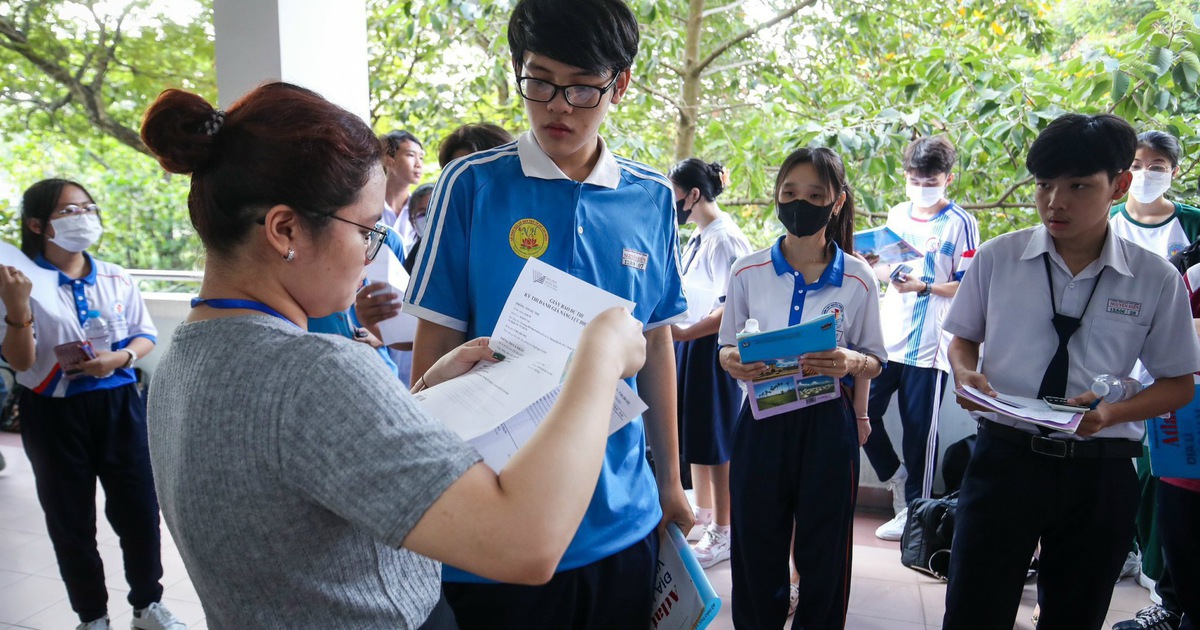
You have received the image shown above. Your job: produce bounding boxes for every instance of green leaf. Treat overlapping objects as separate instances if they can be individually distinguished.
[1111,70,1131,103]
[1137,10,1170,36]
[1149,46,1174,77]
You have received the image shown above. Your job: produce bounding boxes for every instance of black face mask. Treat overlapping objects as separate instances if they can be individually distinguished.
[777,199,834,237]
[675,199,693,226]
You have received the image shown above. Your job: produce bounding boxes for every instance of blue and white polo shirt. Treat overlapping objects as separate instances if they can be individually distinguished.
[1,253,157,397]
[404,132,688,580]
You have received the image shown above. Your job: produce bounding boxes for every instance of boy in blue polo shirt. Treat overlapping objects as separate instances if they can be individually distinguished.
[943,114,1200,630]
[403,0,693,627]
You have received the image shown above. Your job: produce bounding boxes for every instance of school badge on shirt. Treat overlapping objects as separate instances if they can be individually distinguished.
[622,248,649,270]
[509,218,549,259]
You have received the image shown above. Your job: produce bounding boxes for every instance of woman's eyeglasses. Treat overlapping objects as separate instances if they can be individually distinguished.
[56,204,100,216]
[329,215,388,261]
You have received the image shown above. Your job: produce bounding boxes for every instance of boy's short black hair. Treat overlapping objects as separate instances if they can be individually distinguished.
[381,130,422,157]
[1026,113,1137,181]
[902,136,957,176]
[1137,130,1182,168]
[508,0,639,77]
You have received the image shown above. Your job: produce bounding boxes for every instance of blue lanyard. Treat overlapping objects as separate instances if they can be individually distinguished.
[190,298,302,330]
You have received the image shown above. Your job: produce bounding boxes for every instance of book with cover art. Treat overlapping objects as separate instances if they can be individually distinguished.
[1148,378,1200,479]
[737,313,840,420]
[853,225,922,265]
[649,524,721,630]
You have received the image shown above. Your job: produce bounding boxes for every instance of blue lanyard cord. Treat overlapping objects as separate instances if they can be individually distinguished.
[190,298,303,330]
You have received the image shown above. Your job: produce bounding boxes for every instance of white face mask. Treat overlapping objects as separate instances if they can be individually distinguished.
[906,183,945,209]
[1129,170,1172,204]
[413,214,428,237]
[48,214,103,252]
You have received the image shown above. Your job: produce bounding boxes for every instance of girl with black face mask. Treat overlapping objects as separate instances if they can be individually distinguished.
[716,147,886,630]
[667,158,752,570]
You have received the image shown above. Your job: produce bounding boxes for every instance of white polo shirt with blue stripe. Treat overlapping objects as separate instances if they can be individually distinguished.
[0,253,157,397]
[878,201,979,371]
[717,238,886,369]
[404,132,688,580]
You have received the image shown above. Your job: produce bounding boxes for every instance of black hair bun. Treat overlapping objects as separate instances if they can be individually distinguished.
[708,161,729,197]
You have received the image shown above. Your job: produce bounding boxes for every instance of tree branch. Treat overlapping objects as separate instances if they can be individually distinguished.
[700,59,755,78]
[959,202,1036,210]
[702,1,745,19]
[632,78,681,110]
[695,0,817,74]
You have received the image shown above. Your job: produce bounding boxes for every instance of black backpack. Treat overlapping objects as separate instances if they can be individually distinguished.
[900,492,958,580]
[941,434,977,495]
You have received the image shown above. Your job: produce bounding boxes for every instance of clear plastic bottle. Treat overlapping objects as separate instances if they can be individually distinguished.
[737,318,761,338]
[1091,374,1143,404]
[83,309,110,352]
[106,305,128,343]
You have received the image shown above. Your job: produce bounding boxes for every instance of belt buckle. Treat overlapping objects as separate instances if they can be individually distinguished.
[1031,436,1070,458]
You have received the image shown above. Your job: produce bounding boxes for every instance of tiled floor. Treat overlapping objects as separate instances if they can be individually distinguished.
[0,432,1155,630]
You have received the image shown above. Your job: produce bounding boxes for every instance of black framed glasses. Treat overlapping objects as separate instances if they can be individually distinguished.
[515,74,620,109]
[329,215,388,261]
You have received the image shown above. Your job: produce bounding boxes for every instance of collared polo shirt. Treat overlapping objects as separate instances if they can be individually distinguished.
[717,238,886,366]
[0,253,157,397]
[680,211,753,314]
[404,132,688,580]
[944,225,1200,441]
[878,201,979,371]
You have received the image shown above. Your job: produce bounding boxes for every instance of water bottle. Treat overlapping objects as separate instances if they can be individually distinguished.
[84,310,110,352]
[737,318,761,338]
[1091,374,1143,404]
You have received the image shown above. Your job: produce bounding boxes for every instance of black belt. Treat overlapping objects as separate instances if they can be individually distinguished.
[980,420,1142,459]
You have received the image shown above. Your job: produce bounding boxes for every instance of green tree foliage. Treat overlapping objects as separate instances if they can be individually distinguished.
[1,0,1198,268]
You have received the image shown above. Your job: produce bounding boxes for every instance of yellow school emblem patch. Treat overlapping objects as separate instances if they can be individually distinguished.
[509,218,550,259]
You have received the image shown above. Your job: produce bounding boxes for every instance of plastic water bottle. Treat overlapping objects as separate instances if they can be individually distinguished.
[1091,374,1143,404]
[737,318,761,338]
[84,310,110,352]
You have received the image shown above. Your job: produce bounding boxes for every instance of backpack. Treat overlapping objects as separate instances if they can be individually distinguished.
[941,434,977,495]
[900,492,958,580]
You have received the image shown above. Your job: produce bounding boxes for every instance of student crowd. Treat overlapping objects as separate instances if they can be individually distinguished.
[0,1,1197,629]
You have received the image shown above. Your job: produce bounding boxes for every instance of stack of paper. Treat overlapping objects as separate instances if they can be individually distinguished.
[954,386,1083,433]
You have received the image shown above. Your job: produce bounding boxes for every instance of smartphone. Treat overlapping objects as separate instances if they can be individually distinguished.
[890,264,912,283]
[54,341,97,379]
[1042,396,1090,413]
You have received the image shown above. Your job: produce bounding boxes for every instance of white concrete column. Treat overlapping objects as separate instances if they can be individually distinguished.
[213,0,370,121]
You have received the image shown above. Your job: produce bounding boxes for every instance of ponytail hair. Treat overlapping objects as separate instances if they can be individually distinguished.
[774,147,856,255]
[668,158,729,202]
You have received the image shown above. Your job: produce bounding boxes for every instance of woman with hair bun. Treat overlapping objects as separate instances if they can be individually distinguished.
[0,178,183,630]
[667,158,751,568]
[139,82,647,630]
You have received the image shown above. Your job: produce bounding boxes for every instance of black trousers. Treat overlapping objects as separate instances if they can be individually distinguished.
[730,398,859,630]
[943,424,1139,630]
[863,362,949,504]
[19,385,164,623]
[1158,481,1200,630]
[443,530,658,630]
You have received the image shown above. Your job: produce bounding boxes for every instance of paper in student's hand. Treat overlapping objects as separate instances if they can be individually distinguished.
[364,245,418,345]
[0,239,70,322]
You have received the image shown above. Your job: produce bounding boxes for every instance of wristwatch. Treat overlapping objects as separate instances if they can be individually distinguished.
[121,348,138,369]
[918,281,932,297]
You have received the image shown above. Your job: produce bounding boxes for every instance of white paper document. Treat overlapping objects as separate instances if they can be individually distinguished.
[0,240,69,322]
[678,276,718,329]
[414,257,637,440]
[364,245,418,345]
[469,380,648,471]
[956,385,1083,433]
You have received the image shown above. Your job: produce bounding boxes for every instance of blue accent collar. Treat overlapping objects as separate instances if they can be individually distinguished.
[35,253,97,286]
[769,236,845,288]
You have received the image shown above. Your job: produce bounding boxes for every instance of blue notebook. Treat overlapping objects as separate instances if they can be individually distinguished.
[853,225,922,265]
[1148,379,1200,479]
[737,314,840,419]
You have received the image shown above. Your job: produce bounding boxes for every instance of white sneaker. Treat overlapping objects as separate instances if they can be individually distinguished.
[131,602,186,630]
[875,507,908,541]
[77,616,112,630]
[686,507,712,542]
[886,464,908,517]
[692,526,732,568]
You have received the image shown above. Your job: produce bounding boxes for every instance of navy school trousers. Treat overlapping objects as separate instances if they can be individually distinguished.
[943,423,1139,630]
[730,396,859,630]
[19,384,164,623]
[863,361,948,504]
[443,529,659,629]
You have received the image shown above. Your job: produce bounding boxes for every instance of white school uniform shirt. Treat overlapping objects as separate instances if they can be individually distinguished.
[943,226,1200,441]
[681,212,753,315]
[0,253,157,397]
[878,201,979,372]
[718,237,886,368]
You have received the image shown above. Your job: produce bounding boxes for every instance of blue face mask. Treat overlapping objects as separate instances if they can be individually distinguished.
[777,198,833,237]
